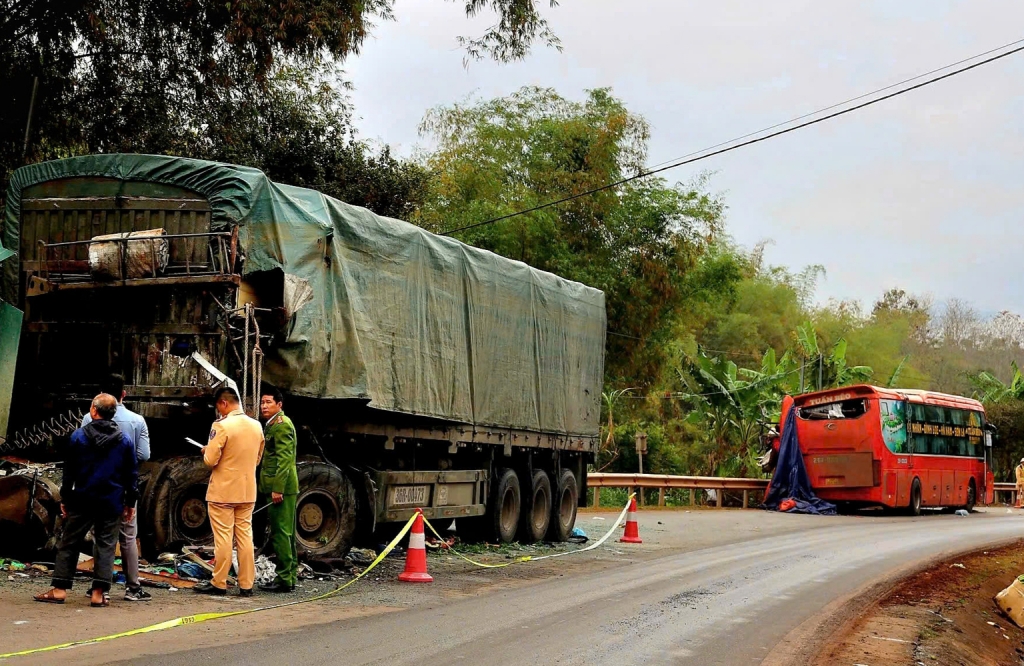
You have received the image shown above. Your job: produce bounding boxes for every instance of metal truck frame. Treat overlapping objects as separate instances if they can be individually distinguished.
[0,155,605,559]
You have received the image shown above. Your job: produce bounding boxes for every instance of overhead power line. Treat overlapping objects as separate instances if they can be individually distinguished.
[641,36,1024,173]
[441,40,1024,237]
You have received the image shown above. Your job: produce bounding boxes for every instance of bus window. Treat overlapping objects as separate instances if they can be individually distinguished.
[879,399,908,453]
[799,399,868,420]
[908,404,984,458]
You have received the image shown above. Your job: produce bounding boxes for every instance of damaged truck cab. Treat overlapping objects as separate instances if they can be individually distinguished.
[0,155,606,558]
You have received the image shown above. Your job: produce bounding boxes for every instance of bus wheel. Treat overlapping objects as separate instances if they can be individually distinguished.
[491,469,521,544]
[908,478,922,516]
[964,479,977,513]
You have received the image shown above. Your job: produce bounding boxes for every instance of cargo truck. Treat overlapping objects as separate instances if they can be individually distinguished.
[0,154,606,558]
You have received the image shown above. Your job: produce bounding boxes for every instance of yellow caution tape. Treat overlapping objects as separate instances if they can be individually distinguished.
[422,493,635,568]
[3,492,639,660]
[0,513,417,661]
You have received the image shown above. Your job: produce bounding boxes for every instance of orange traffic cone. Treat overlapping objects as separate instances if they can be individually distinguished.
[398,510,433,583]
[619,496,643,544]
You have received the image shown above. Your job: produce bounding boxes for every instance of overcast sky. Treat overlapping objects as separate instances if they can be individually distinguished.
[346,1,1024,315]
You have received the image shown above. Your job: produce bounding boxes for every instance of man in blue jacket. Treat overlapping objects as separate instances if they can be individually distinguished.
[81,374,151,601]
[34,393,138,607]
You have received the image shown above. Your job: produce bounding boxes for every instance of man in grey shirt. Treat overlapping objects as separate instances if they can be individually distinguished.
[82,374,151,601]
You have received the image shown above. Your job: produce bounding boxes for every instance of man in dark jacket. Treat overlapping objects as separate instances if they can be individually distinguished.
[33,393,138,607]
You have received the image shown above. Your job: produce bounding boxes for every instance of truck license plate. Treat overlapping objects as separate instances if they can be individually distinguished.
[391,485,429,506]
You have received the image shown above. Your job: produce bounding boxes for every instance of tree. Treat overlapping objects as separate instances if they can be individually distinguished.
[416,86,724,387]
[938,298,979,350]
[972,362,1024,404]
[676,347,794,476]
[599,388,634,471]
[793,321,873,392]
[193,61,429,219]
[1,0,558,214]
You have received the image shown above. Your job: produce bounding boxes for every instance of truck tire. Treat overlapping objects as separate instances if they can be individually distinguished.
[547,469,578,542]
[295,461,357,559]
[908,477,922,516]
[518,469,552,543]
[148,457,213,555]
[491,468,521,544]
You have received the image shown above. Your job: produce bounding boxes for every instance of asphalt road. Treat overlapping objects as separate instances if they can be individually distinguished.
[115,509,1024,666]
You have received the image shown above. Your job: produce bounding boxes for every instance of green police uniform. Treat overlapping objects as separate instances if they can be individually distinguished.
[260,411,299,588]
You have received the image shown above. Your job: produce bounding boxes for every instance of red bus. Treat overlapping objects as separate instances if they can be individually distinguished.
[775,385,994,514]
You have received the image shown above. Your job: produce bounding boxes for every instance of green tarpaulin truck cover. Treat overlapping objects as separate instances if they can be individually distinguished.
[3,154,606,437]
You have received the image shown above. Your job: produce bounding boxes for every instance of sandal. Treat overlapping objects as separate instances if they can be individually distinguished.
[33,589,66,604]
[90,593,110,607]
[84,589,110,603]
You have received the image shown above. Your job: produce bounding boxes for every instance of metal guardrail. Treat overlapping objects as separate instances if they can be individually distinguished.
[588,472,769,509]
[589,474,1019,510]
[994,482,1017,504]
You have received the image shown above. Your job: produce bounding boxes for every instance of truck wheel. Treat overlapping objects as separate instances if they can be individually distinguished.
[149,457,213,555]
[908,477,922,516]
[964,479,977,513]
[491,468,521,544]
[295,461,357,559]
[518,469,552,543]
[547,469,578,542]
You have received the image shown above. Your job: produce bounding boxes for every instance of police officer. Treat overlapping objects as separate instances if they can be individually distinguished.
[1016,457,1024,509]
[258,385,299,593]
[194,387,264,596]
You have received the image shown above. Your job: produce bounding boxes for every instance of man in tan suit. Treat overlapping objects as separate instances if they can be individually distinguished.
[194,387,264,596]
[1016,457,1024,509]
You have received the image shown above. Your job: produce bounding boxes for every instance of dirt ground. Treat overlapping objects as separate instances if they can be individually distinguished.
[815,539,1024,666]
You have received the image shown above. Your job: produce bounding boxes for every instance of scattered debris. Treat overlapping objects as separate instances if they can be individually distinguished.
[255,555,277,587]
[346,548,377,567]
[182,547,235,585]
[567,527,588,544]
[425,537,455,550]
[175,561,208,580]
[955,509,969,517]
[995,575,1024,628]
[950,563,966,569]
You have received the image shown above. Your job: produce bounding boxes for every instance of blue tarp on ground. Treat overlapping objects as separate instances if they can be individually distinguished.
[763,409,837,515]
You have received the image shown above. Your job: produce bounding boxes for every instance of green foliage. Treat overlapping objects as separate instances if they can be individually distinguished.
[1,0,556,218]
[886,356,909,388]
[416,87,724,388]
[972,362,1024,404]
[984,400,1024,481]
[675,347,795,476]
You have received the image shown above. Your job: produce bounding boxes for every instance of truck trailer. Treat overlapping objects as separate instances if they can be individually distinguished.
[0,154,606,558]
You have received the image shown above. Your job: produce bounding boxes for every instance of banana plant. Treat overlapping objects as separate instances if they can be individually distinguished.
[792,321,872,391]
[598,388,635,470]
[972,361,1024,404]
[885,355,909,388]
[677,347,794,476]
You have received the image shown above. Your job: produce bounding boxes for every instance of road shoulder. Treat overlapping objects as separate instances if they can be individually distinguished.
[767,535,1024,666]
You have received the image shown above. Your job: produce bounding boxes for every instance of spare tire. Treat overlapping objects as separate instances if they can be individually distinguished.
[294,461,357,559]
